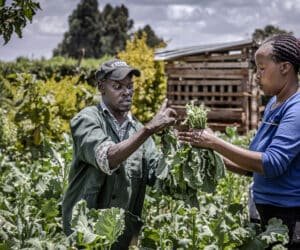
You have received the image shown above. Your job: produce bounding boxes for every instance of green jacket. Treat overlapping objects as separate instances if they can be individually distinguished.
[62,104,159,246]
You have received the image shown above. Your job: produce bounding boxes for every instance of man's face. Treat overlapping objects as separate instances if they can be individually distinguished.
[100,75,134,114]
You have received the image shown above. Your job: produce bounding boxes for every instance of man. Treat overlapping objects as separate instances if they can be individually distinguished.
[62,59,176,249]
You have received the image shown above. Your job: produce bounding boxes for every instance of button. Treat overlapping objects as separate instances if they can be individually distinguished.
[115,169,121,175]
[112,194,117,200]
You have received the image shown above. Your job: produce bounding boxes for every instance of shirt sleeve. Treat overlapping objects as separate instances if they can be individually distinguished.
[95,141,120,175]
[70,114,117,173]
[262,104,300,178]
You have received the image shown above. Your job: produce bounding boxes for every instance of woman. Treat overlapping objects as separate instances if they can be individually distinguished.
[178,34,300,249]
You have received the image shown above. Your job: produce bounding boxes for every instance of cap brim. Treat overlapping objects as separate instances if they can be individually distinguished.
[95,68,113,81]
[109,67,141,80]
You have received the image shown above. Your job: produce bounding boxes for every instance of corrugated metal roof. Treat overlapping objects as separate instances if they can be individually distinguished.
[155,39,254,61]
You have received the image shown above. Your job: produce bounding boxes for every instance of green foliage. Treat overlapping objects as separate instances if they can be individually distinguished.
[70,200,125,249]
[0,136,124,249]
[136,25,166,48]
[0,107,17,150]
[185,102,209,129]
[0,73,96,155]
[54,1,133,58]
[119,34,167,123]
[217,126,256,149]
[241,218,289,249]
[259,218,289,246]
[141,187,288,249]
[0,0,41,44]
[0,56,109,153]
[157,104,225,206]
[0,57,290,249]
[252,24,292,43]
[140,126,288,249]
[0,56,111,85]
[0,136,72,249]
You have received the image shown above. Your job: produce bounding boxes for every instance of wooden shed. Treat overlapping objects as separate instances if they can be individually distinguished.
[155,39,262,133]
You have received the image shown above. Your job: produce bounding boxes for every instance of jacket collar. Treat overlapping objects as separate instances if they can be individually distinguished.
[99,101,134,125]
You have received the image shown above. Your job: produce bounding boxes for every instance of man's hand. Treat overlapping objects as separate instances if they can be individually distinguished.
[145,99,177,134]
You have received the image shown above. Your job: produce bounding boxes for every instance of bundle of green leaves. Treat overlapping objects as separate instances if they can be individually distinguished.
[157,102,225,206]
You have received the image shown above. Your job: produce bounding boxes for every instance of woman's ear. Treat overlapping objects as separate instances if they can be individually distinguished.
[280,62,293,75]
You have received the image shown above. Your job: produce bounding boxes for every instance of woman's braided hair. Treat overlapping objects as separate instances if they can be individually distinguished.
[263,34,300,74]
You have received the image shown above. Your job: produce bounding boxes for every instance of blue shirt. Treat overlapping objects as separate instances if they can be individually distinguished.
[249,92,300,207]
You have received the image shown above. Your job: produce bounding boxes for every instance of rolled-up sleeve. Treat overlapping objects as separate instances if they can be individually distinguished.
[95,141,119,175]
[70,114,116,173]
[262,105,300,178]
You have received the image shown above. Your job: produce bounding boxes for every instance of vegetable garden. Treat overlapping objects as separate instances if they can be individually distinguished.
[0,36,289,249]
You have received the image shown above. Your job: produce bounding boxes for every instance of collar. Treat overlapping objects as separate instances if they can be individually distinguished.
[100,101,134,125]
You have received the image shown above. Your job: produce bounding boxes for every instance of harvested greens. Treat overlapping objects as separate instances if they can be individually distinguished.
[157,102,225,207]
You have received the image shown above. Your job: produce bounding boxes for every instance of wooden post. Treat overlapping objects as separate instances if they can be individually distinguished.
[249,69,258,130]
[242,48,249,133]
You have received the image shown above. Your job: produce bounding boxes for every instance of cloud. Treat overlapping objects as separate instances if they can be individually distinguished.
[35,16,68,35]
[167,5,196,20]
[1,0,300,61]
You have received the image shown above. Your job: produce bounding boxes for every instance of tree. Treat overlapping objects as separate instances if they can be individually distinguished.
[100,4,133,55]
[53,2,134,58]
[252,25,292,44]
[136,25,166,48]
[53,0,101,58]
[0,0,41,44]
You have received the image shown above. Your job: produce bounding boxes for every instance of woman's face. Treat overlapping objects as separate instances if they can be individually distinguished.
[254,43,284,96]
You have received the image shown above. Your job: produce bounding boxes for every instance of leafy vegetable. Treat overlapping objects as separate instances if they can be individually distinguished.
[157,102,225,206]
[70,200,125,249]
[185,102,208,129]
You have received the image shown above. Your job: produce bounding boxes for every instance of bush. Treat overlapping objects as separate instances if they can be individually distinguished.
[0,73,96,155]
[0,56,111,86]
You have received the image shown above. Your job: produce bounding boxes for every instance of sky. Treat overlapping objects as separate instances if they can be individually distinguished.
[1,0,300,61]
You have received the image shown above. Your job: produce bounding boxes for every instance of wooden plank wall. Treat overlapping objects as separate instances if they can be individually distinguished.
[166,46,258,133]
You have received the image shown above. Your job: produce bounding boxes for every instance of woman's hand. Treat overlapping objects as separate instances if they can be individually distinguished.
[178,128,216,149]
[179,128,264,174]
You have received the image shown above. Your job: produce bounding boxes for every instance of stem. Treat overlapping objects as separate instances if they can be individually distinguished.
[192,211,196,249]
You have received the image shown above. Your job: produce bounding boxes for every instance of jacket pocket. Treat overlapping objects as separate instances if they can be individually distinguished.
[127,161,143,179]
[83,187,100,209]
[126,149,143,179]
